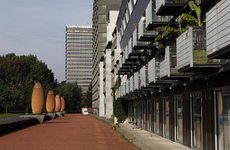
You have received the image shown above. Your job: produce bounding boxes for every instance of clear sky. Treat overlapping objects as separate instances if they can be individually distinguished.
[0,0,94,82]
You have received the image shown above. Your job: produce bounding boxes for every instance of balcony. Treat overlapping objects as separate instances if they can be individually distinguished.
[160,46,191,80]
[146,0,172,30]
[177,26,224,72]
[206,0,230,59]
[134,72,140,91]
[138,17,158,41]
[140,65,149,87]
[130,76,134,93]
[126,79,130,95]
[156,0,187,16]
[148,58,160,83]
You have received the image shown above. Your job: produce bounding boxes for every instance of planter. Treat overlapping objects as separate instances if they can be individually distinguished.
[113,126,116,130]
[31,83,45,114]
[25,108,30,114]
[55,94,61,112]
[46,90,55,113]
[61,97,65,111]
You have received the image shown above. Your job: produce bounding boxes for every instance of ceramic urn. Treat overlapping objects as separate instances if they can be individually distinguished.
[31,83,45,114]
[61,97,65,111]
[55,94,61,112]
[46,90,55,113]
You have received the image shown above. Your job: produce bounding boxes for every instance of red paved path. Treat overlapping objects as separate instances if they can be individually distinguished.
[0,114,138,150]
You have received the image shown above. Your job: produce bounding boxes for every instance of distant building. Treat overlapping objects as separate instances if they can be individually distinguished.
[92,0,122,116]
[65,25,93,94]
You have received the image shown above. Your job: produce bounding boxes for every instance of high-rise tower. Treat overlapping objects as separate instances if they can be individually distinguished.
[65,25,92,94]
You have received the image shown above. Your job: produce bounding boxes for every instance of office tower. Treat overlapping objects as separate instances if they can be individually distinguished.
[65,25,92,95]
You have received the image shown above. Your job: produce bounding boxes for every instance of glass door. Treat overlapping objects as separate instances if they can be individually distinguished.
[192,93,202,149]
[164,98,169,137]
[142,101,146,130]
[155,99,159,134]
[175,95,183,142]
[217,90,230,150]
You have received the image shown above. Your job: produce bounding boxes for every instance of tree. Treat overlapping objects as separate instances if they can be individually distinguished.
[53,81,82,110]
[85,82,92,107]
[0,53,56,112]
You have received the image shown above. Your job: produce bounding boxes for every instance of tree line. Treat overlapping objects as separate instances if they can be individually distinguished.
[0,53,83,113]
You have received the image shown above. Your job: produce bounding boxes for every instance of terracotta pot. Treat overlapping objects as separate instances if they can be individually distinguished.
[46,90,55,113]
[55,94,61,112]
[113,127,116,130]
[31,83,45,114]
[61,97,65,111]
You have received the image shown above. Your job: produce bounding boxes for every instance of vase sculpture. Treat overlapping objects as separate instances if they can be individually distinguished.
[31,83,45,114]
[61,97,65,111]
[46,90,55,113]
[55,94,61,112]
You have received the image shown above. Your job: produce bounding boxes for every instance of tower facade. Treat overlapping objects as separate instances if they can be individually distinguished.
[65,25,92,94]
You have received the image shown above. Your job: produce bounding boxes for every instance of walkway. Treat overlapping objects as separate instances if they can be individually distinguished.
[0,114,138,150]
[90,114,192,150]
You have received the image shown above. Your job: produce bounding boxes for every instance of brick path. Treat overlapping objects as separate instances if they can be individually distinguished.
[0,114,139,150]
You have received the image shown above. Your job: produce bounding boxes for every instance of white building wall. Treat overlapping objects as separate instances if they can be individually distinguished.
[99,62,105,117]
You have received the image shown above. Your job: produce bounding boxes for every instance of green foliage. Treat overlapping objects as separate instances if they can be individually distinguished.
[154,23,190,41]
[111,77,121,100]
[53,81,82,110]
[85,82,92,107]
[181,1,206,26]
[113,99,128,123]
[0,53,57,112]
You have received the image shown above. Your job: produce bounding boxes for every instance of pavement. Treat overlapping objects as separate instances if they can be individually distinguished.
[90,114,192,150]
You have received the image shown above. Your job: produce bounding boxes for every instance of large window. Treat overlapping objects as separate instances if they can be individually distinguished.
[217,90,230,150]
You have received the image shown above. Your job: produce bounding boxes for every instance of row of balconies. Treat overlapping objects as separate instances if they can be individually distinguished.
[117,0,230,99]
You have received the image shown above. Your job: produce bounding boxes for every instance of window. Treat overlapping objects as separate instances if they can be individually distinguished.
[164,98,169,138]
[192,93,202,149]
[217,90,230,150]
[175,95,183,142]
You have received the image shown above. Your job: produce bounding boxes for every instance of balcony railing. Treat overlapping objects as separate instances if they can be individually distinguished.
[138,18,158,41]
[177,26,224,72]
[148,58,160,83]
[140,65,149,87]
[206,0,230,59]
[146,0,172,30]
[134,72,140,91]
[126,79,130,94]
[160,46,178,79]
[156,0,187,15]
[130,75,134,93]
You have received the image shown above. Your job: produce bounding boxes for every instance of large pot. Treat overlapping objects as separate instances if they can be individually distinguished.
[55,94,61,112]
[61,97,65,111]
[31,83,45,114]
[46,90,55,113]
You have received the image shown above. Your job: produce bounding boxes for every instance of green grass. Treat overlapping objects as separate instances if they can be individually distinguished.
[0,113,21,118]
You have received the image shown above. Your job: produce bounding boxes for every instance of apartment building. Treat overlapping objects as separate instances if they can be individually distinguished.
[65,25,92,94]
[92,0,122,115]
[115,0,230,150]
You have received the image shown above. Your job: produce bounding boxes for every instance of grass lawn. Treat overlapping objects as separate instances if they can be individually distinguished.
[0,113,21,118]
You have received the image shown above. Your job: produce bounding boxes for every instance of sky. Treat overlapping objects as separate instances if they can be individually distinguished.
[0,0,94,82]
